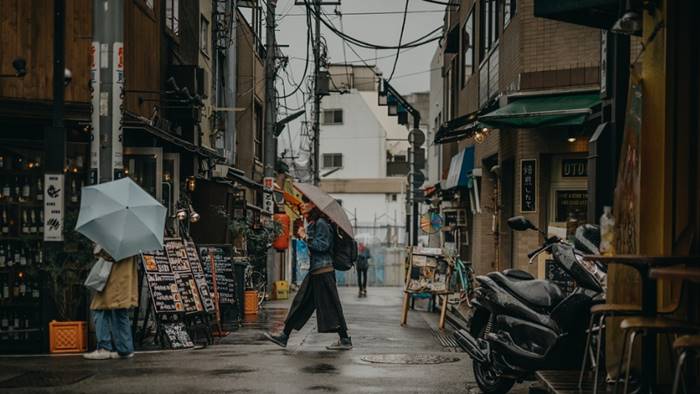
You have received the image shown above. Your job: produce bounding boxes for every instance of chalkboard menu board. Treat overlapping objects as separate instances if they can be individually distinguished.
[521,159,537,212]
[162,322,194,349]
[199,245,236,305]
[141,238,215,315]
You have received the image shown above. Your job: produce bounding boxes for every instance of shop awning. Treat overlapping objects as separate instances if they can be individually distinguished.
[479,92,601,129]
[434,111,482,144]
[445,146,475,190]
[534,0,619,30]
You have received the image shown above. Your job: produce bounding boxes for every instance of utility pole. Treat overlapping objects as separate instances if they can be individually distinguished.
[312,0,321,185]
[263,0,277,178]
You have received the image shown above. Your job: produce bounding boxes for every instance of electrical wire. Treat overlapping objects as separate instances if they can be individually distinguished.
[388,0,410,81]
[278,6,312,100]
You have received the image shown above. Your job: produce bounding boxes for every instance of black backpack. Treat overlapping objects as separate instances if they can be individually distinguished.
[332,225,357,271]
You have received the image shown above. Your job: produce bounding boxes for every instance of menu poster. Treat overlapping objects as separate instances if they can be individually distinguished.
[185,241,215,312]
[146,272,183,313]
[174,272,201,313]
[143,248,170,273]
[162,322,194,349]
[165,239,192,273]
[199,245,236,305]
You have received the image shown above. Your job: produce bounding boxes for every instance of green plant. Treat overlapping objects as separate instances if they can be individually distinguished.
[45,211,94,321]
[221,213,282,267]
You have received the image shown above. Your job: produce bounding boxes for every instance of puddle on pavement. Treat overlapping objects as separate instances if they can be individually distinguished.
[0,371,94,388]
[301,363,338,374]
[307,385,339,392]
[209,367,257,375]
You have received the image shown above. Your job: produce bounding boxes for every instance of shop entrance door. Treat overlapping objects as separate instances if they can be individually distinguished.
[124,147,162,203]
[548,154,588,236]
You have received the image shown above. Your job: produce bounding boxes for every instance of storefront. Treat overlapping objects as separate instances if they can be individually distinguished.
[0,106,91,353]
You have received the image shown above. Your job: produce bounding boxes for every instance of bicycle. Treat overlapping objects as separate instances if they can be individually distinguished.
[448,257,475,307]
[244,265,267,308]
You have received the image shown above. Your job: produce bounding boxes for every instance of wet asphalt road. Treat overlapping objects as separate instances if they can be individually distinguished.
[0,287,484,393]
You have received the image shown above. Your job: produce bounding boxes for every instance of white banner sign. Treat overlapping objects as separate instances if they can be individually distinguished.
[112,42,124,174]
[263,177,274,214]
[44,174,65,241]
[90,41,101,181]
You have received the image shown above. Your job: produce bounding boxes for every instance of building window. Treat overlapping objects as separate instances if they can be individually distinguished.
[462,10,475,87]
[504,0,516,27]
[165,0,179,35]
[254,101,263,161]
[386,193,398,202]
[322,109,343,125]
[200,16,210,56]
[322,153,343,168]
[479,0,499,62]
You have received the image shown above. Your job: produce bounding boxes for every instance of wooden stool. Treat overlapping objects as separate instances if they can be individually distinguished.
[579,303,641,394]
[672,335,700,394]
[616,317,700,394]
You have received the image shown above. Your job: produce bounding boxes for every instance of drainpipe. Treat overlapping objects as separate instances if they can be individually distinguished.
[224,0,237,165]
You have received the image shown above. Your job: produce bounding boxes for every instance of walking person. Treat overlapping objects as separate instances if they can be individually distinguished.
[356,243,370,297]
[265,198,352,350]
[83,245,138,360]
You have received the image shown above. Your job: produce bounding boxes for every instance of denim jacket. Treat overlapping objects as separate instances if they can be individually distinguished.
[307,217,334,272]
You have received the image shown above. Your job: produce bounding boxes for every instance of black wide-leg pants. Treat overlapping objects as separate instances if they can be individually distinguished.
[284,271,348,334]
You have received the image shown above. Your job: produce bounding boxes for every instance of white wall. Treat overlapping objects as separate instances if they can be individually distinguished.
[331,192,406,244]
[427,46,444,187]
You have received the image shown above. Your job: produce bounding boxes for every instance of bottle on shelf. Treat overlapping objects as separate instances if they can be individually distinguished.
[12,244,19,265]
[0,208,8,234]
[2,178,10,201]
[6,244,13,267]
[38,210,44,234]
[32,279,40,299]
[18,274,26,297]
[12,276,19,297]
[21,177,30,200]
[19,247,26,266]
[29,209,37,234]
[70,178,78,203]
[36,245,43,264]
[1,313,9,341]
[35,177,43,201]
[13,177,20,202]
[21,209,28,234]
[0,244,6,268]
[12,312,20,340]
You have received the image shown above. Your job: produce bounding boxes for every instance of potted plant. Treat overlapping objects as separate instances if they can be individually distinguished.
[44,211,94,353]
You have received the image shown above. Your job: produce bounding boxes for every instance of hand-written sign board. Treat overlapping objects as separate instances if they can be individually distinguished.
[162,322,194,349]
[199,245,236,305]
[520,159,537,213]
[141,238,214,315]
[185,241,215,313]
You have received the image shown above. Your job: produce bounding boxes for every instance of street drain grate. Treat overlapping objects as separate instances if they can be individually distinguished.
[0,371,94,388]
[361,354,461,365]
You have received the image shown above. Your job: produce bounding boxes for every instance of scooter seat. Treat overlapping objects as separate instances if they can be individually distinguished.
[490,272,564,309]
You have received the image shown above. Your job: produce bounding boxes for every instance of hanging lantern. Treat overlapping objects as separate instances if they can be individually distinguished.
[272,213,290,251]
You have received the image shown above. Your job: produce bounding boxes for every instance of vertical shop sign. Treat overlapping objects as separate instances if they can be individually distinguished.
[520,159,537,213]
[263,177,274,214]
[112,42,124,178]
[44,174,65,241]
[90,42,101,184]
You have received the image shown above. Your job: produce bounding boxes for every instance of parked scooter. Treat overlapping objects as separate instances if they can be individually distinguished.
[454,216,605,393]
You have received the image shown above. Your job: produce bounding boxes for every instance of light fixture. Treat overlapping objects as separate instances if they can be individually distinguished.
[189,208,200,223]
[611,11,642,35]
[176,208,187,221]
[474,131,485,144]
[186,176,196,192]
[567,136,577,143]
[567,128,577,143]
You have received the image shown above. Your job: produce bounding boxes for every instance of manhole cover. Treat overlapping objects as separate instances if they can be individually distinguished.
[0,371,94,388]
[360,354,460,365]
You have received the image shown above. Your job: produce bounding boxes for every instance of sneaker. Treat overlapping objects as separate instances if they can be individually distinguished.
[326,337,353,351]
[111,352,134,359]
[264,332,289,348]
[83,349,115,360]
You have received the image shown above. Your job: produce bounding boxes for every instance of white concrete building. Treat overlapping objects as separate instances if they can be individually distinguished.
[318,64,409,245]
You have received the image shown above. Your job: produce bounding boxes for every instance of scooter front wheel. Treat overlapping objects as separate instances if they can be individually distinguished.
[471,312,515,394]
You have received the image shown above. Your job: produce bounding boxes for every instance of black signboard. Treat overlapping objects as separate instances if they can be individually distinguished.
[199,245,236,305]
[145,272,182,313]
[520,159,537,212]
[185,241,215,313]
[562,158,587,177]
[162,322,194,349]
[555,190,588,222]
[544,259,575,293]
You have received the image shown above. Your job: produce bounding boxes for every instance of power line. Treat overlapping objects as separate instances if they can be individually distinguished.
[391,66,441,80]
[282,10,444,16]
[388,0,410,81]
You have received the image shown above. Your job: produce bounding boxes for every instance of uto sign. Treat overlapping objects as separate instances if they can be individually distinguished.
[44,174,65,241]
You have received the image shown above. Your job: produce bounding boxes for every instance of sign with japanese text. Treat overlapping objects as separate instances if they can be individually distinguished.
[90,42,101,183]
[112,42,124,176]
[44,174,65,241]
[263,177,274,214]
[520,159,537,213]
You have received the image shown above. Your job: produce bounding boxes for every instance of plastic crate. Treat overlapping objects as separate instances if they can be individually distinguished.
[273,280,289,300]
[49,320,87,354]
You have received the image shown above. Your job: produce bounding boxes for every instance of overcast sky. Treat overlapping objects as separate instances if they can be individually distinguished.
[272,0,445,160]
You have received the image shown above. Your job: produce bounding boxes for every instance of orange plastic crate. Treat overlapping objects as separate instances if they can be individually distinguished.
[49,320,87,354]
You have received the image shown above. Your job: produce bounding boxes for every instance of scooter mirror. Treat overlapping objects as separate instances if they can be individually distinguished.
[507,216,536,231]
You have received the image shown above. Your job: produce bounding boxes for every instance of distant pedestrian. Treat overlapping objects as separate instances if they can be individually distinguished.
[356,243,370,297]
[83,245,137,360]
[265,198,352,350]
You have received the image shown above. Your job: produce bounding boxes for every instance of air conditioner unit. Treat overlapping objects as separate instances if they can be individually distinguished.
[212,164,229,179]
[442,208,467,227]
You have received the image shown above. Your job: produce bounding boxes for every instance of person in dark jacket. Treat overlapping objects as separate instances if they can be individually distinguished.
[265,199,352,350]
[356,243,370,297]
